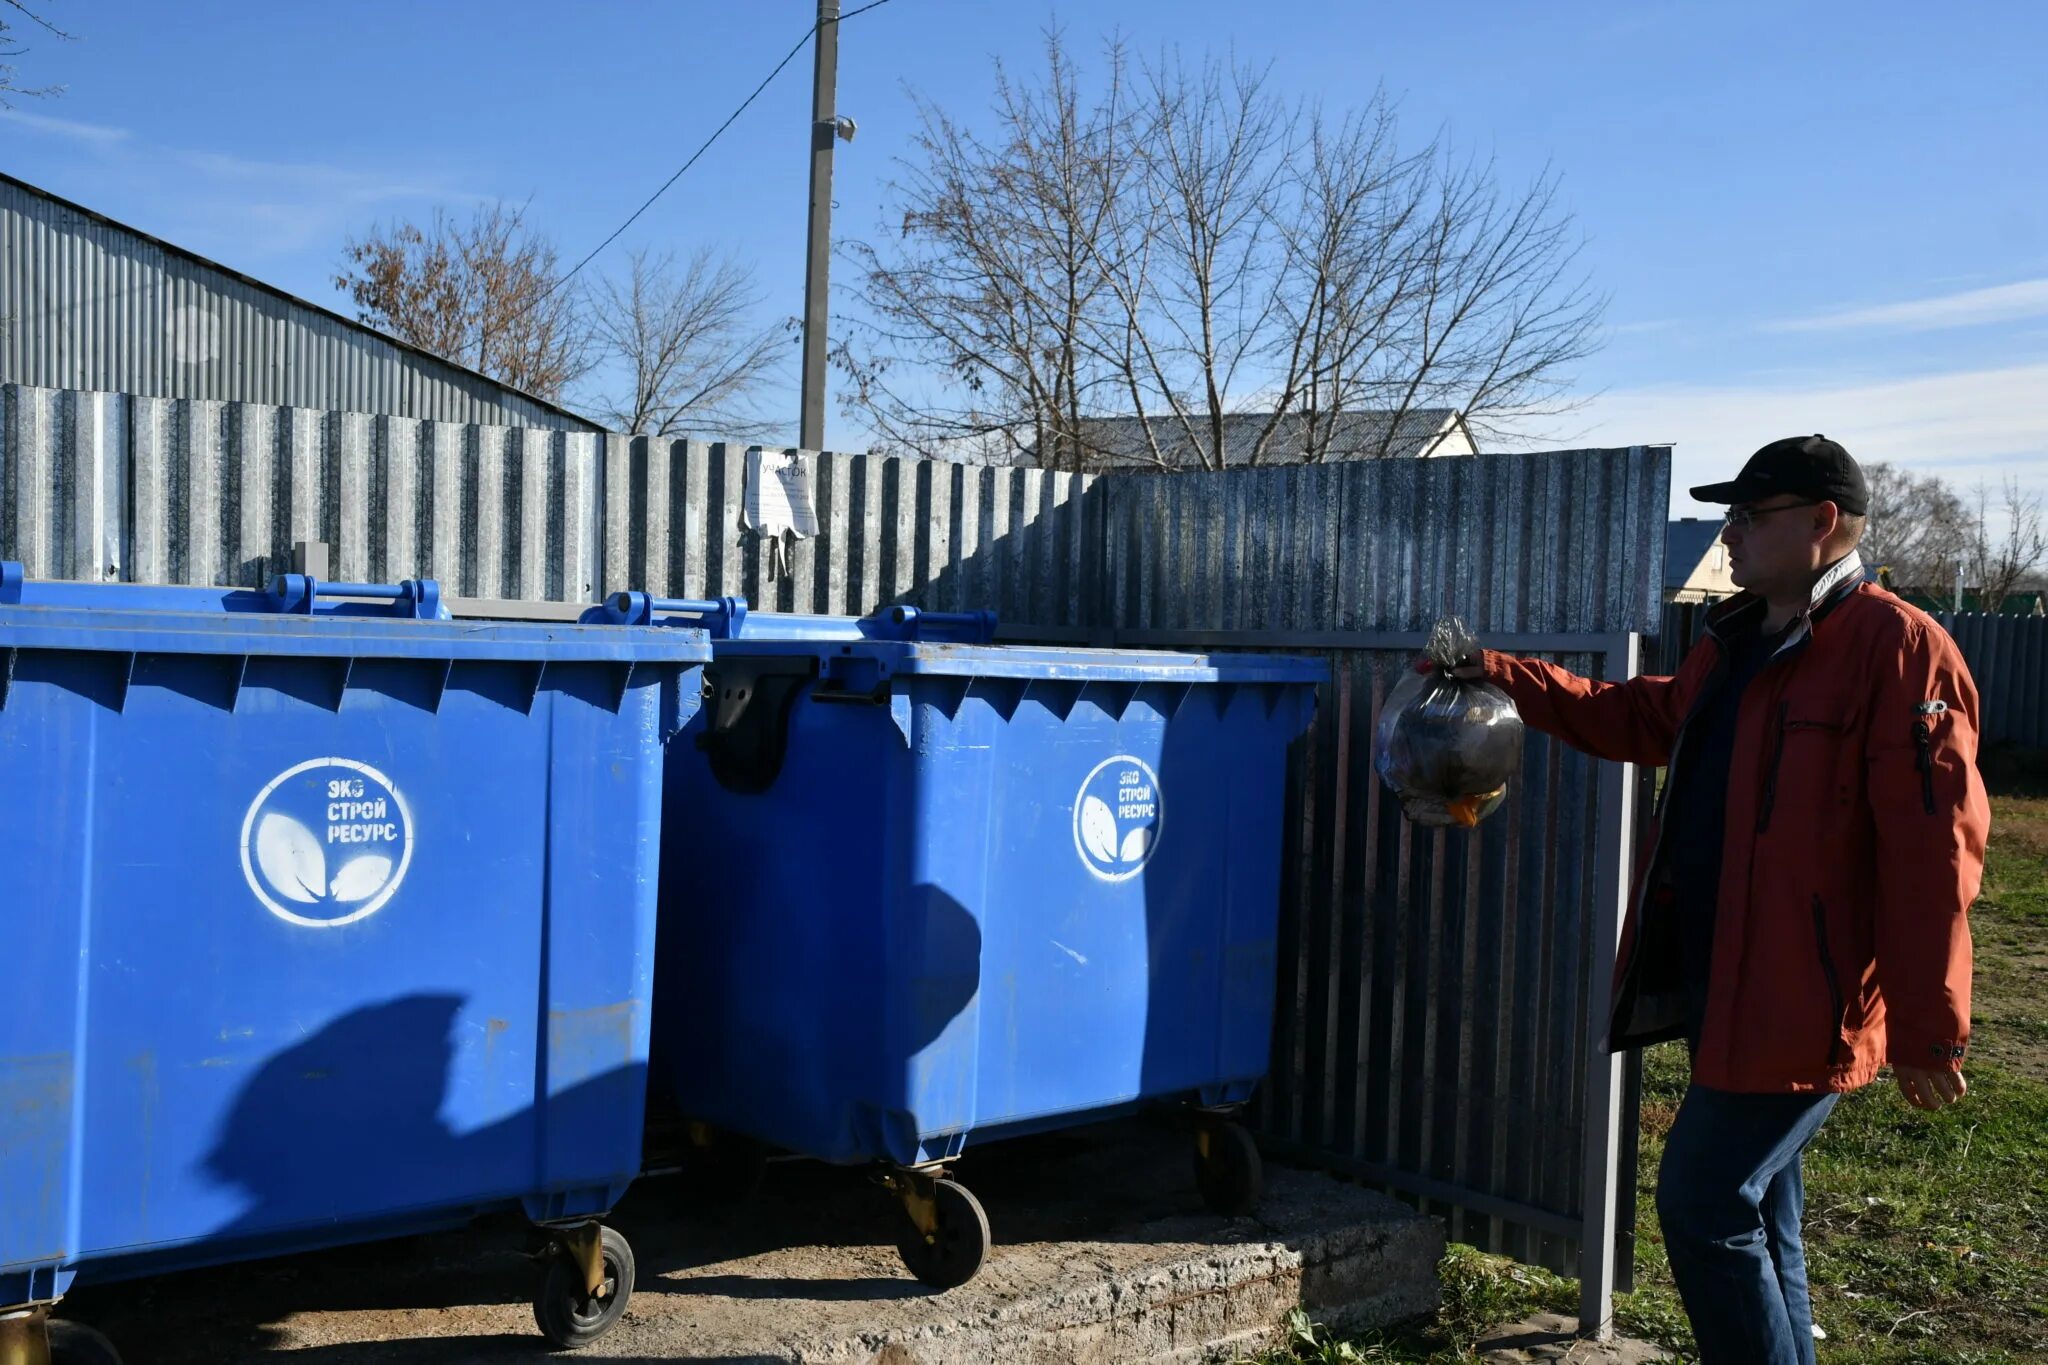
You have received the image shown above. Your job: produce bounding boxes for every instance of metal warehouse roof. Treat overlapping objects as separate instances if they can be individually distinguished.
[1,170,604,431]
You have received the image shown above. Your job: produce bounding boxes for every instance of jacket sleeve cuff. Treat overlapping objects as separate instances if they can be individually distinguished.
[1889,1036,1969,1069]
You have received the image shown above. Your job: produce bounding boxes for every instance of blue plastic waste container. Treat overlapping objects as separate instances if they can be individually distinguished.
[0,566,709,1359]
[588,593,1323,1288]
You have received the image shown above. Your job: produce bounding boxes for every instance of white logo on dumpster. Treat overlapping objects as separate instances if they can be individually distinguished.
[240,758,414,928]
[1074,755,1163,883]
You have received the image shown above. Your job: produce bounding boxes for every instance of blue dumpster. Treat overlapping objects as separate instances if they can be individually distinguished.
[0,567,709,1357]
[589,594,1323,1288]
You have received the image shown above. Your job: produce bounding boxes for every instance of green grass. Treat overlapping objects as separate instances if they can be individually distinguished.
[1251,795,2048,1364]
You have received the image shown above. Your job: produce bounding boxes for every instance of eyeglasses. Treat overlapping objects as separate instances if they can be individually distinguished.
[1722,500,1820,533]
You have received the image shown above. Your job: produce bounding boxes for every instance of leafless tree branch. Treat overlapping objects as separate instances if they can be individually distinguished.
[1,1,73,106]
[835,28,1605,471]
[336,202,593,403]
[582,248,783,439]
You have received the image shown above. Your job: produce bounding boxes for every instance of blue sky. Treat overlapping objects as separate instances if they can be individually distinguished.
[4,1,2045,514]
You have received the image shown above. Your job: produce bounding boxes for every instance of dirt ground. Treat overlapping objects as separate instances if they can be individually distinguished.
[53,1119,1441,1364]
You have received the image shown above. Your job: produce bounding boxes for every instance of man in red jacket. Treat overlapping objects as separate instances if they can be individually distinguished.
[1446,436,1988,1365]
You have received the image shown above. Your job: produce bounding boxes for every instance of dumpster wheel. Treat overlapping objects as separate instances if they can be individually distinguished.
[890,1172,990,1290]
[534,1223,635,1349]
[1193,1120,1264,1217]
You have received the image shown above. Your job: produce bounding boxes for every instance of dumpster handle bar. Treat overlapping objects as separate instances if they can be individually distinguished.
[587,592,996,644]
[267,574,444,619]
[1,561,445,620]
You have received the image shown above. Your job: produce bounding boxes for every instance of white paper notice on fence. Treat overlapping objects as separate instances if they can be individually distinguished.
[742,448,819,540]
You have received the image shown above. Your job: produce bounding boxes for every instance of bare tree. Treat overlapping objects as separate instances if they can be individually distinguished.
[336,203,590,403]
[582,249,784,440]
[1966,477,2048,613]
[1,1,68,105]
[834,32,1138,470]
[1862,461,1975,592]
[834,29,1603,470]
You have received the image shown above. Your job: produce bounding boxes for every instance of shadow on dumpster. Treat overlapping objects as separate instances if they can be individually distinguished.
[56,994,649,1360]
[54,956,994,1364]
[53,994,1266,1362]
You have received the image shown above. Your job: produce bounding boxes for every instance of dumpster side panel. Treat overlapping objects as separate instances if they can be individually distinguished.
[529,663,670,1222]
[0,660,101,1303]
[952,683,1156,1137]
[0,616,694,1289]
[71,656,552,1261]
[879,682,993,1160]
[938,679,1292,1136]
[652,648,1315,1169]
[652,694,902,1164]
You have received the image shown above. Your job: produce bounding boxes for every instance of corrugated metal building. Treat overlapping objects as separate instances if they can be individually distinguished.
[0,171,602,431]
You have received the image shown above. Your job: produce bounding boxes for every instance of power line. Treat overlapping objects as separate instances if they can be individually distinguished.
[546,0,898,302]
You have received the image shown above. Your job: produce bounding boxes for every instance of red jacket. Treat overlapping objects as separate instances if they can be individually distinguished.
[1481,566,1989,1093]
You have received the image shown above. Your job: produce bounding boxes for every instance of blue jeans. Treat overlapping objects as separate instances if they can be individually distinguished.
[1655,1083,1840,1365]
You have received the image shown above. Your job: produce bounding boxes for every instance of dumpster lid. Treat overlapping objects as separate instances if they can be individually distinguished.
[583,593,1324,685]
[0,564,712,662]
[0,603,713,665]
[703,636,1330,684]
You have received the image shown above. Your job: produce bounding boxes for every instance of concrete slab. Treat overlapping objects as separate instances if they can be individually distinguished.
[1474,1314,1675,1363]
[58,1121,1442,1363]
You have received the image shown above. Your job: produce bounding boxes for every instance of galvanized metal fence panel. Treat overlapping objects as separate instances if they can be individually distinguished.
[1,388,608,598]
[1096,448,1666,1306]
[1653,602,2046,751]
[1,380,1670,1319]
[2,388,1105,620]
[1105,450,1666,637]
[1265,647,1618,1259]
[1939,613,2048,750]
[590,434,1099,620]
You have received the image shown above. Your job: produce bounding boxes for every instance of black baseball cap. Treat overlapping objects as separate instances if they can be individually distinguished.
[1690,434,1869,516]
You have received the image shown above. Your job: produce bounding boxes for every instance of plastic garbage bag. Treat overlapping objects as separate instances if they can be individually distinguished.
[1374,618,1523,829]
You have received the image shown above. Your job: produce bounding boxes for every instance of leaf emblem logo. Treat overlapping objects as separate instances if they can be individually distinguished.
[1072,755,1164,884]
[240,759,413,928]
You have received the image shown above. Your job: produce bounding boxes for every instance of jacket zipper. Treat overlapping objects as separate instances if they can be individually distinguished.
[1609,644,1729,1038]
[1913,701,1947,815]
[1755,700,1793,833]
[1811,895,1846,1067]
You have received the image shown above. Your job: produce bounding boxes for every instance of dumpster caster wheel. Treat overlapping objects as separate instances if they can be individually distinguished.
[534,1224,634,1349]
[1194,1121,1264,1216]
[49,1320,124,1365]
[893,1175,990,1290]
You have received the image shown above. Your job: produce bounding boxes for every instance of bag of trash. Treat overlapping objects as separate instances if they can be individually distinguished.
[1373,618,1523,829]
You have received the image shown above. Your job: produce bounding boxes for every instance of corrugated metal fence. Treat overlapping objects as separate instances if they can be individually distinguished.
[1653,601,2047,751]
[0,382,1669,1318]
[1938,614,2048,750]
[0,385,1092,616]
[1091,456,1665,1290]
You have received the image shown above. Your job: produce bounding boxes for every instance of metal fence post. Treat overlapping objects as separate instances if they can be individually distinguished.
[291,540,330,579]
[1578,630,1642,1339]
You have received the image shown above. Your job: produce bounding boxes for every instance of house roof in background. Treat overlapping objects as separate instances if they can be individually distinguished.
[1033,408,1468,467]
[1665,517,1728,590]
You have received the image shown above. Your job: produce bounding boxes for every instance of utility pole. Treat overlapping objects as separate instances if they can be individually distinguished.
[799,0,840,452]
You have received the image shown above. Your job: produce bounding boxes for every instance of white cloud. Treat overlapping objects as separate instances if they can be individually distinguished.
[1564,360,2048,518]
[1767,279,2048,334]
[4,103,474,264]
[0,107,132,143]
